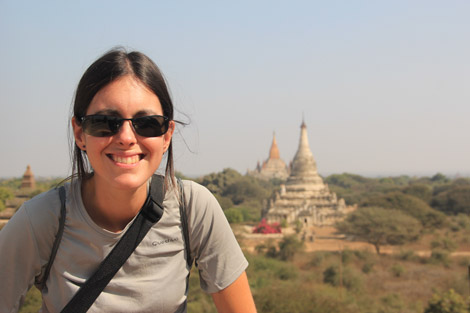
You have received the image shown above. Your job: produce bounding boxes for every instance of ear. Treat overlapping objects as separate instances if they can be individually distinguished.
[163,121,175,153]
[72,117,87,151]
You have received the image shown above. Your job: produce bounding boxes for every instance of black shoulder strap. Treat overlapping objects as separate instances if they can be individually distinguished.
[37,186,67,290]
[61,175,165,313]
[176,177,193,268]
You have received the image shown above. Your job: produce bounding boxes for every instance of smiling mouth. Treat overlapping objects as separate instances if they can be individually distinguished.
[107,154,144,164]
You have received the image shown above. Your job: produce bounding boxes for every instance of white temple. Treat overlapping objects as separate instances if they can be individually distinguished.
[263,120,349,227]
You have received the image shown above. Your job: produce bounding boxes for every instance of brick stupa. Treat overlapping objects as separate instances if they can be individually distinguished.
[20,165,36,191]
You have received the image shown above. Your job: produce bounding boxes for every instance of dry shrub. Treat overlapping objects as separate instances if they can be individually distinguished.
[254,281,361,313]
[428,249,451,267]
[397,249,419,262]
[362,262,375,274]
[390,263,406,277]
[379,293,406,313]
[323,265,364,292]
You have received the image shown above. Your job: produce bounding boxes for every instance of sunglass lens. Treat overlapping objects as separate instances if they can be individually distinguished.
[133,116,168,137]
[83,116,118,137]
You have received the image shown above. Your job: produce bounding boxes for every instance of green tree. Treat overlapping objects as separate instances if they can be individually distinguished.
[325,173,373,189]
[237,206,260,222]
[432,185,470,215]
[336,207,422,254]
[0,178,22,190]
[198,168,243,196]
[360,192,446,229]
[424,289,469,313]
[431,173,449,183]
[325,173,415,205]
[224,208,244,224]
[213,194,233,211]
[197,168,275,211]
[0,187,14,211]
[223,177,269,206]
[324,173,377,204]
[402,183,433,203]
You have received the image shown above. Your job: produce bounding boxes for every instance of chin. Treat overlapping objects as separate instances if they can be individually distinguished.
[110,174,151,191]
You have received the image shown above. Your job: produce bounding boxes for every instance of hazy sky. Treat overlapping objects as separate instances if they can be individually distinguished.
[1,1,469,178]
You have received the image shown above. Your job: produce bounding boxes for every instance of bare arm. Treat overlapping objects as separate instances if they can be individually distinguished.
[211,271,257,313]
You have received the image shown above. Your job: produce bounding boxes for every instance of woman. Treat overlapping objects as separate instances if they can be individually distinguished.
[0,49,256,312]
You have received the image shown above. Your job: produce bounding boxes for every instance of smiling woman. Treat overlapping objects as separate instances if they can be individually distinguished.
[71,75,175,230]
[0,48,257,313]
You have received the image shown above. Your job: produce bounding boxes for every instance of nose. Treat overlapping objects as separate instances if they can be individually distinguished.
[116,120,137,146]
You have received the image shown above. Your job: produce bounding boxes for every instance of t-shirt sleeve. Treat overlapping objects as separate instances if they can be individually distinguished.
[185,181,248,294]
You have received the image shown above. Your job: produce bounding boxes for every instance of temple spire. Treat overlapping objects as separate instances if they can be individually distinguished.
[288,119,322,186]
[249,131,289,180]
[269,132,280,159]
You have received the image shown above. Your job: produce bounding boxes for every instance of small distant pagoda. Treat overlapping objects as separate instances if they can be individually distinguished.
[263,120,350,227]
[1,165,37,216]
[20,165,36,191]
[249,133,290,180]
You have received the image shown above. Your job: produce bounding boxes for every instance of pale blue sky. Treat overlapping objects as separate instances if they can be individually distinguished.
[1,1,469,178]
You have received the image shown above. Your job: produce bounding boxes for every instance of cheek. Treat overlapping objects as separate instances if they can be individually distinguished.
[84,137,112,152]
[141,137,165,155]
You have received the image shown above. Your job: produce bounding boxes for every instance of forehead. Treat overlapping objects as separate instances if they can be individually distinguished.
[86,75,162,116]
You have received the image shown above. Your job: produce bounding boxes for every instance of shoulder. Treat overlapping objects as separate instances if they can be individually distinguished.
[22,186,63,225]
[179,179,229,232]
[0,186,66,267]
[180,180,222,215]
[21,185,71,255]
[181,180,216,203]
[1,187,62,239]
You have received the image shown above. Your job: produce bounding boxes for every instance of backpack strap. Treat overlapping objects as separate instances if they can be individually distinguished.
[176,177,193,268]
[37,186,67,290]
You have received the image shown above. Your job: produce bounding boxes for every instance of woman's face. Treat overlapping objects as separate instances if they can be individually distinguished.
[72,75,174,191]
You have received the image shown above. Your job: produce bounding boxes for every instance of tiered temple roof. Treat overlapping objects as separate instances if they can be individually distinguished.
[250,133,289,180]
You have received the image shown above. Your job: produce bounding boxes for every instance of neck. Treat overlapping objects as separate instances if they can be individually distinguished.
[81,177,148,232]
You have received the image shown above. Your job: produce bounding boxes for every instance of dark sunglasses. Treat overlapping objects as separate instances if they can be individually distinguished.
[80,115,170,137]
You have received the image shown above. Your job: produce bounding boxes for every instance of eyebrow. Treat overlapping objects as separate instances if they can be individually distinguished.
[92,109,159,117]
[93,109,120,116]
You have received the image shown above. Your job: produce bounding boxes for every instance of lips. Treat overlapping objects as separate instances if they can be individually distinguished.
[107,154,144,164]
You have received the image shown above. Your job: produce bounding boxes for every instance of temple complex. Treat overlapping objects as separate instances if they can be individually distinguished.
[263,121,350,227]
[249,133,289,180]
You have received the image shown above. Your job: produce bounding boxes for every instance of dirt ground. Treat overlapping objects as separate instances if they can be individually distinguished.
[235,225,470,257]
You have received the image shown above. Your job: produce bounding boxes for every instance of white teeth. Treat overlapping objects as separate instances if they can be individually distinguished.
[113,155,140,164]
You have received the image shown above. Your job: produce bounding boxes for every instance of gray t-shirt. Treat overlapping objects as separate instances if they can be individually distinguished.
[0,179,248,313]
